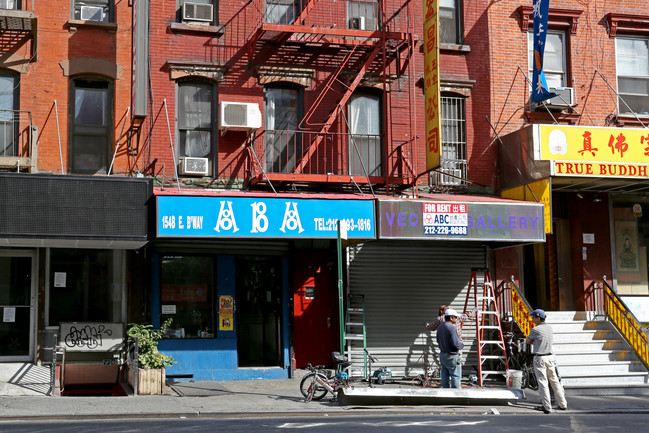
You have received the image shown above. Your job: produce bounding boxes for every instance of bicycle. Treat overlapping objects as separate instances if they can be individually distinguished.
[300,351,352,402]
[505,332,538,390]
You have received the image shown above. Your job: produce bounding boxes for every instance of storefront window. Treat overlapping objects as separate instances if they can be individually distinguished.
[160,256,214,338]
[613,200,649,295]
[48,249,123,325]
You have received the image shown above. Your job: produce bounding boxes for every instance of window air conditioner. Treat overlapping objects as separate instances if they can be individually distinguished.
[219,102,262,131]
[533,86,574,109]
[0,0,16,10]
[80,5,105,21]
[349,17,363,30]
[183,2,213,23]
[179,157,209,176]
[440,168,462,186]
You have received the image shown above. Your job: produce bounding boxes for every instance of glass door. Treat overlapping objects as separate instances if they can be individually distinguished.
[0,250,36,361]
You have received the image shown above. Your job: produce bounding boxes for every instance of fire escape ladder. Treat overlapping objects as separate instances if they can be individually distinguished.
[294,45,382,175]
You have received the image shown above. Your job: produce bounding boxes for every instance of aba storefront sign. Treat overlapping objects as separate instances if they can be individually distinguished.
[157,195,376,239]
[378,200,545,242]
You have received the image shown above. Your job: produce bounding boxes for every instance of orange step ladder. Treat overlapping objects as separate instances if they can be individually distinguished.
[462,268,507,387]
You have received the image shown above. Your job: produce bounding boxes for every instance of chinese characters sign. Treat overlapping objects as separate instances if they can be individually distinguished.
[501,178,552,234]
[157,196,375,239]
[379,200,545,242]
[424,0,441,171]
[537,125,649,178]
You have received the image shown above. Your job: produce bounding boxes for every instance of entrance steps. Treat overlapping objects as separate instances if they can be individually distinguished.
[546,311,649,395]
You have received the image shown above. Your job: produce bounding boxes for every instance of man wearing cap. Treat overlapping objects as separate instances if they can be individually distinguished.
[436,308,464,388]
[526,309,568,414]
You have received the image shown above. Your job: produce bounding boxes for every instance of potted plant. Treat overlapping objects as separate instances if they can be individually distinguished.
[126,318,175,395]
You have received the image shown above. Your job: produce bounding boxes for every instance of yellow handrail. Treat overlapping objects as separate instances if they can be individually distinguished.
[510,277,534,337]
[602,281,649,370]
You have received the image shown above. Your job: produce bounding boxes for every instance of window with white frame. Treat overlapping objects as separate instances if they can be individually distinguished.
[348,91,382,177]
[264,86,302,173]
[0,71,18,158]
[178,0,217,26]
[527,30,566,89]
[73,0,113,22]
[69,78,112,174]
[177,80,217,175]
[616,36,649,116]
[347,0,379,31]
[440,0,462,45]
[431,94,466,187]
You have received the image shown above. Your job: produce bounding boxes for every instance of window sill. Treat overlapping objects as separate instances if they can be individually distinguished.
[440,43,471,53]
[169,22,224,36]
[614,115,649,127]
[525,109,581,125]
[66,19,117,34]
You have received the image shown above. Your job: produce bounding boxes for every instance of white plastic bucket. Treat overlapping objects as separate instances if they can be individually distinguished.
[506,369,523,389]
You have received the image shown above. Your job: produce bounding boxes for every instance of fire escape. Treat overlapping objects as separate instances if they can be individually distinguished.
[0,4,37,172]
[243,0,417,194]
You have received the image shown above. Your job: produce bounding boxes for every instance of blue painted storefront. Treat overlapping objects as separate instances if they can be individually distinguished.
[152,194,376,381]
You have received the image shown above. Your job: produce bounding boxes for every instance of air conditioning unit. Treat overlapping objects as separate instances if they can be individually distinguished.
[179,157,209,176]
[439,169,462,186]
[350,16,378,31]
[533,86,574,109]
[80,5,105,21]
[183,2,213,23]
[219,102,262,131]
[0,0,16,10]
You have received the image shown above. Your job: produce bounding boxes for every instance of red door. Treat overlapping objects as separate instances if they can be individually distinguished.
[292,253,338,368]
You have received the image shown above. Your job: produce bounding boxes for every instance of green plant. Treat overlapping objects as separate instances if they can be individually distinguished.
[127,318,175,369]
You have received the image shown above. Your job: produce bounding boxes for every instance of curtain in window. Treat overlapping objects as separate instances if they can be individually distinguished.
[0,74,16,157]
[439,0,457,44]
[264,87,300,173]
[349,93,382,177]
[179,82,212,157]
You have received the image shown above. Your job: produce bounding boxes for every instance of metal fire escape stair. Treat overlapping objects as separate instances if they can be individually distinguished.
[344,293,368,379]
[463,268,507,387]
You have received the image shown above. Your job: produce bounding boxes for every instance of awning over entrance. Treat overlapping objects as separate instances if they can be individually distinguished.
[499,124,649,194]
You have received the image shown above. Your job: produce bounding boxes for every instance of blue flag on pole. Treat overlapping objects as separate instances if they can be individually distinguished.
[531,0,556,103]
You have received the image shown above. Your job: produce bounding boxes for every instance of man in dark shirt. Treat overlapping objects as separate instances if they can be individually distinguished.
[436,308,464,388]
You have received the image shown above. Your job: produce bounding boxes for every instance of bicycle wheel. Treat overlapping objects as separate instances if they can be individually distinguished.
[300,372,329,401]
[524,365,539,390]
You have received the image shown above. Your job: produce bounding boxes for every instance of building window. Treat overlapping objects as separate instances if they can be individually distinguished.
[347,1,379,31]
[177,80,217,175]
[73,0,113,22]
[432,94,466,187]
[440,0,462,45]
[527,30,566,89]
[178,0,217,26]
[0,0,17,10]
[48,249,124,325]
[348,91,382,177]
[69,78,112,174]
[616,37,649,116]
[265,0,299,25]
[160,256,215,339]
[264,86,302,173]
[0,71,18,158]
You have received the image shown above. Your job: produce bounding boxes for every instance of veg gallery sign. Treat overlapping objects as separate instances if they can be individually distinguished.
[378,199,545,242]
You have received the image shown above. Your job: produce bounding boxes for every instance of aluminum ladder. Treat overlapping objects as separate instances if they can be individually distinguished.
[345,293,368,379]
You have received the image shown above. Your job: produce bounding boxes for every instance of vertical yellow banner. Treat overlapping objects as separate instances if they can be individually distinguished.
[424,0,441,171]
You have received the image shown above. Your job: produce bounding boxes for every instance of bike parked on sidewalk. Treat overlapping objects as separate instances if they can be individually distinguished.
[505,332,538,390]
[300,352,353,401]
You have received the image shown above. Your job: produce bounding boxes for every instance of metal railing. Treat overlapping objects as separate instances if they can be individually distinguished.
[595,278,649,370]
[248,129,411,181]
[496,275,534,337]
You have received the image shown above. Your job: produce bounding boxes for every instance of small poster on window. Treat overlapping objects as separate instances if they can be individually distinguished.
[219,313,233,331]
[219,295,234,313]
[3,307,16,323]
[54,272,67,288]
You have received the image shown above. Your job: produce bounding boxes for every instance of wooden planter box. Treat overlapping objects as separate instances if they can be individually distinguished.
[128,367,166,395]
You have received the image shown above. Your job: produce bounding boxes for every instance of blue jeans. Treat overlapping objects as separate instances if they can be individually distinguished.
[440,352,462,388]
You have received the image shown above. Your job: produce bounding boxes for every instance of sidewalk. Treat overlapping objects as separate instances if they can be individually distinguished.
[2,374,649,420]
